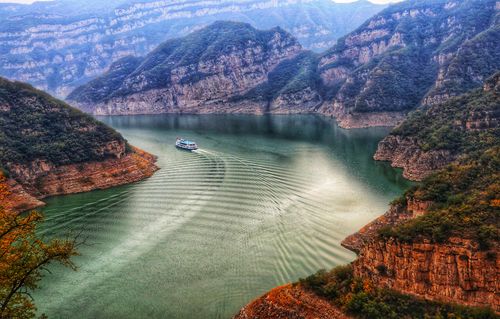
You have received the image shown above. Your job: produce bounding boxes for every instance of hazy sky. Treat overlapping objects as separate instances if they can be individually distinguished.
[1,0,404,4]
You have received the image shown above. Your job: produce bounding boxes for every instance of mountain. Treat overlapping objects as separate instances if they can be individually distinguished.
[234,73,500,319]
[374,72,500,180]
[0,77,158,212]
[69,0,499,124]
[0,0,385,97]
[67,21,305,115]
[318,0,499,128]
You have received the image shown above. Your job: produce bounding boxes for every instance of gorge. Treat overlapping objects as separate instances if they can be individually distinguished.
[0,0,498,318]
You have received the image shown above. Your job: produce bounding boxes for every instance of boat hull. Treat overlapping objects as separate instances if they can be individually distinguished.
[175,144,198,151]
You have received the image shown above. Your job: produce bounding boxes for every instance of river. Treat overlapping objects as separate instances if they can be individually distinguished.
[34,114,411,318]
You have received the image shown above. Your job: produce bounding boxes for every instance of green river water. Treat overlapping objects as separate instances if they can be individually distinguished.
[34,114,411,318]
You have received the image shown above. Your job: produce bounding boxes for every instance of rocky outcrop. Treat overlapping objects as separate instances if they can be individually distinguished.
[0,0,384,97]
[0,176,45,213]
[374,71,500,181]
[2,146,158,213]
[342,197,434,252]
[233,284,350,319]
[352,237,499,312]
[373,135,454,181]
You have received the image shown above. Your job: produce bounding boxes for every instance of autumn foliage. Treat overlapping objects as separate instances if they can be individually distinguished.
[0,173,78,318]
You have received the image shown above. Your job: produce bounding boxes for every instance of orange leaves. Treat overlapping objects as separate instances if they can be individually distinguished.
[0,204,78,318]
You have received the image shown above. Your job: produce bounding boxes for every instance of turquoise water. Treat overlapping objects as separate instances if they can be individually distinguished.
[35,115,411,318]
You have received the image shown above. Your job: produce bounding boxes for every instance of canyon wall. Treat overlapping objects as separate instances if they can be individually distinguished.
[352,236,499,311]
[67,0,499,128]
[2,145,158,213]
[374,72,500,181]
[341,196,499,312]
[0,77,159,213]
[373,135,454,181]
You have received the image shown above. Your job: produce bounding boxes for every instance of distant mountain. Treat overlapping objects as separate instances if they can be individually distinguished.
[318,0,499,127]
[0,77,157,212]
[0,0,385,97]
[69,0,499,126]
[68,21,305,115]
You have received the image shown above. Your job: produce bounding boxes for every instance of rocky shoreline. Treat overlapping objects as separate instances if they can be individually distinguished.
[234,194,499,317]
[373,135,455,181]
[233,284,351,319]
[2,146,158,213]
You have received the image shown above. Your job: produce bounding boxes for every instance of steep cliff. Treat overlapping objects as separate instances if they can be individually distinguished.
[0,0,385,97]
[318,0,499,128]
[0,77,158,212]
[68,21,306,115]
[374,71,500,181]
[352,237,498,312]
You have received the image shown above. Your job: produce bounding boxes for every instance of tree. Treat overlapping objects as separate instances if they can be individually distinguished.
[0,173,78,318]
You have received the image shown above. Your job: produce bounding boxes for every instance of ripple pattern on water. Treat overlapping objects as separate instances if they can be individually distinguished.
[35,115,411,319]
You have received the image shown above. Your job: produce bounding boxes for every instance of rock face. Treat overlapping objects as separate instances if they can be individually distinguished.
[341,200,432,253]
[11,145,157,199]
[341,191,500,312]
[0,77,158,212]
[233,284,351,319]
[0,176,45,213]
[374,135,454,181]
[352,236,499,312]
[0,0,385,97]
[374,71,500,181]
[68,21,306,115]
[318,0,500,128]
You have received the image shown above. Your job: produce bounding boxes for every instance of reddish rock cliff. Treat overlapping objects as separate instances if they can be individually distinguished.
[342,194,499,313]
[0,176,45,213]
[233,284,350,319]
[352,237,499,312]
[2,146,158,213]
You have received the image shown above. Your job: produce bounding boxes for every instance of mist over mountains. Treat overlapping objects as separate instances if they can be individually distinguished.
[0,0,385,97]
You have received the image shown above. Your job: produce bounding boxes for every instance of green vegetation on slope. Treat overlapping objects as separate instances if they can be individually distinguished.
[379,73,499,248]
[234,51,325,102]
[319,0,499,113]
[392,77,499,154]
[381,147,499,248]
[69,21,300,103]
[0,77,126,168]
[299,266,498,319]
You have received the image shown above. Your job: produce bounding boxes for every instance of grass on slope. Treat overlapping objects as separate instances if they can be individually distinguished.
[0,78,126,169]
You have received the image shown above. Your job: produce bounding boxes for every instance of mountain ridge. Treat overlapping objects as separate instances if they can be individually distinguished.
[0,0,385,97]
[68,0,499,129]
[67,21,305,115]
